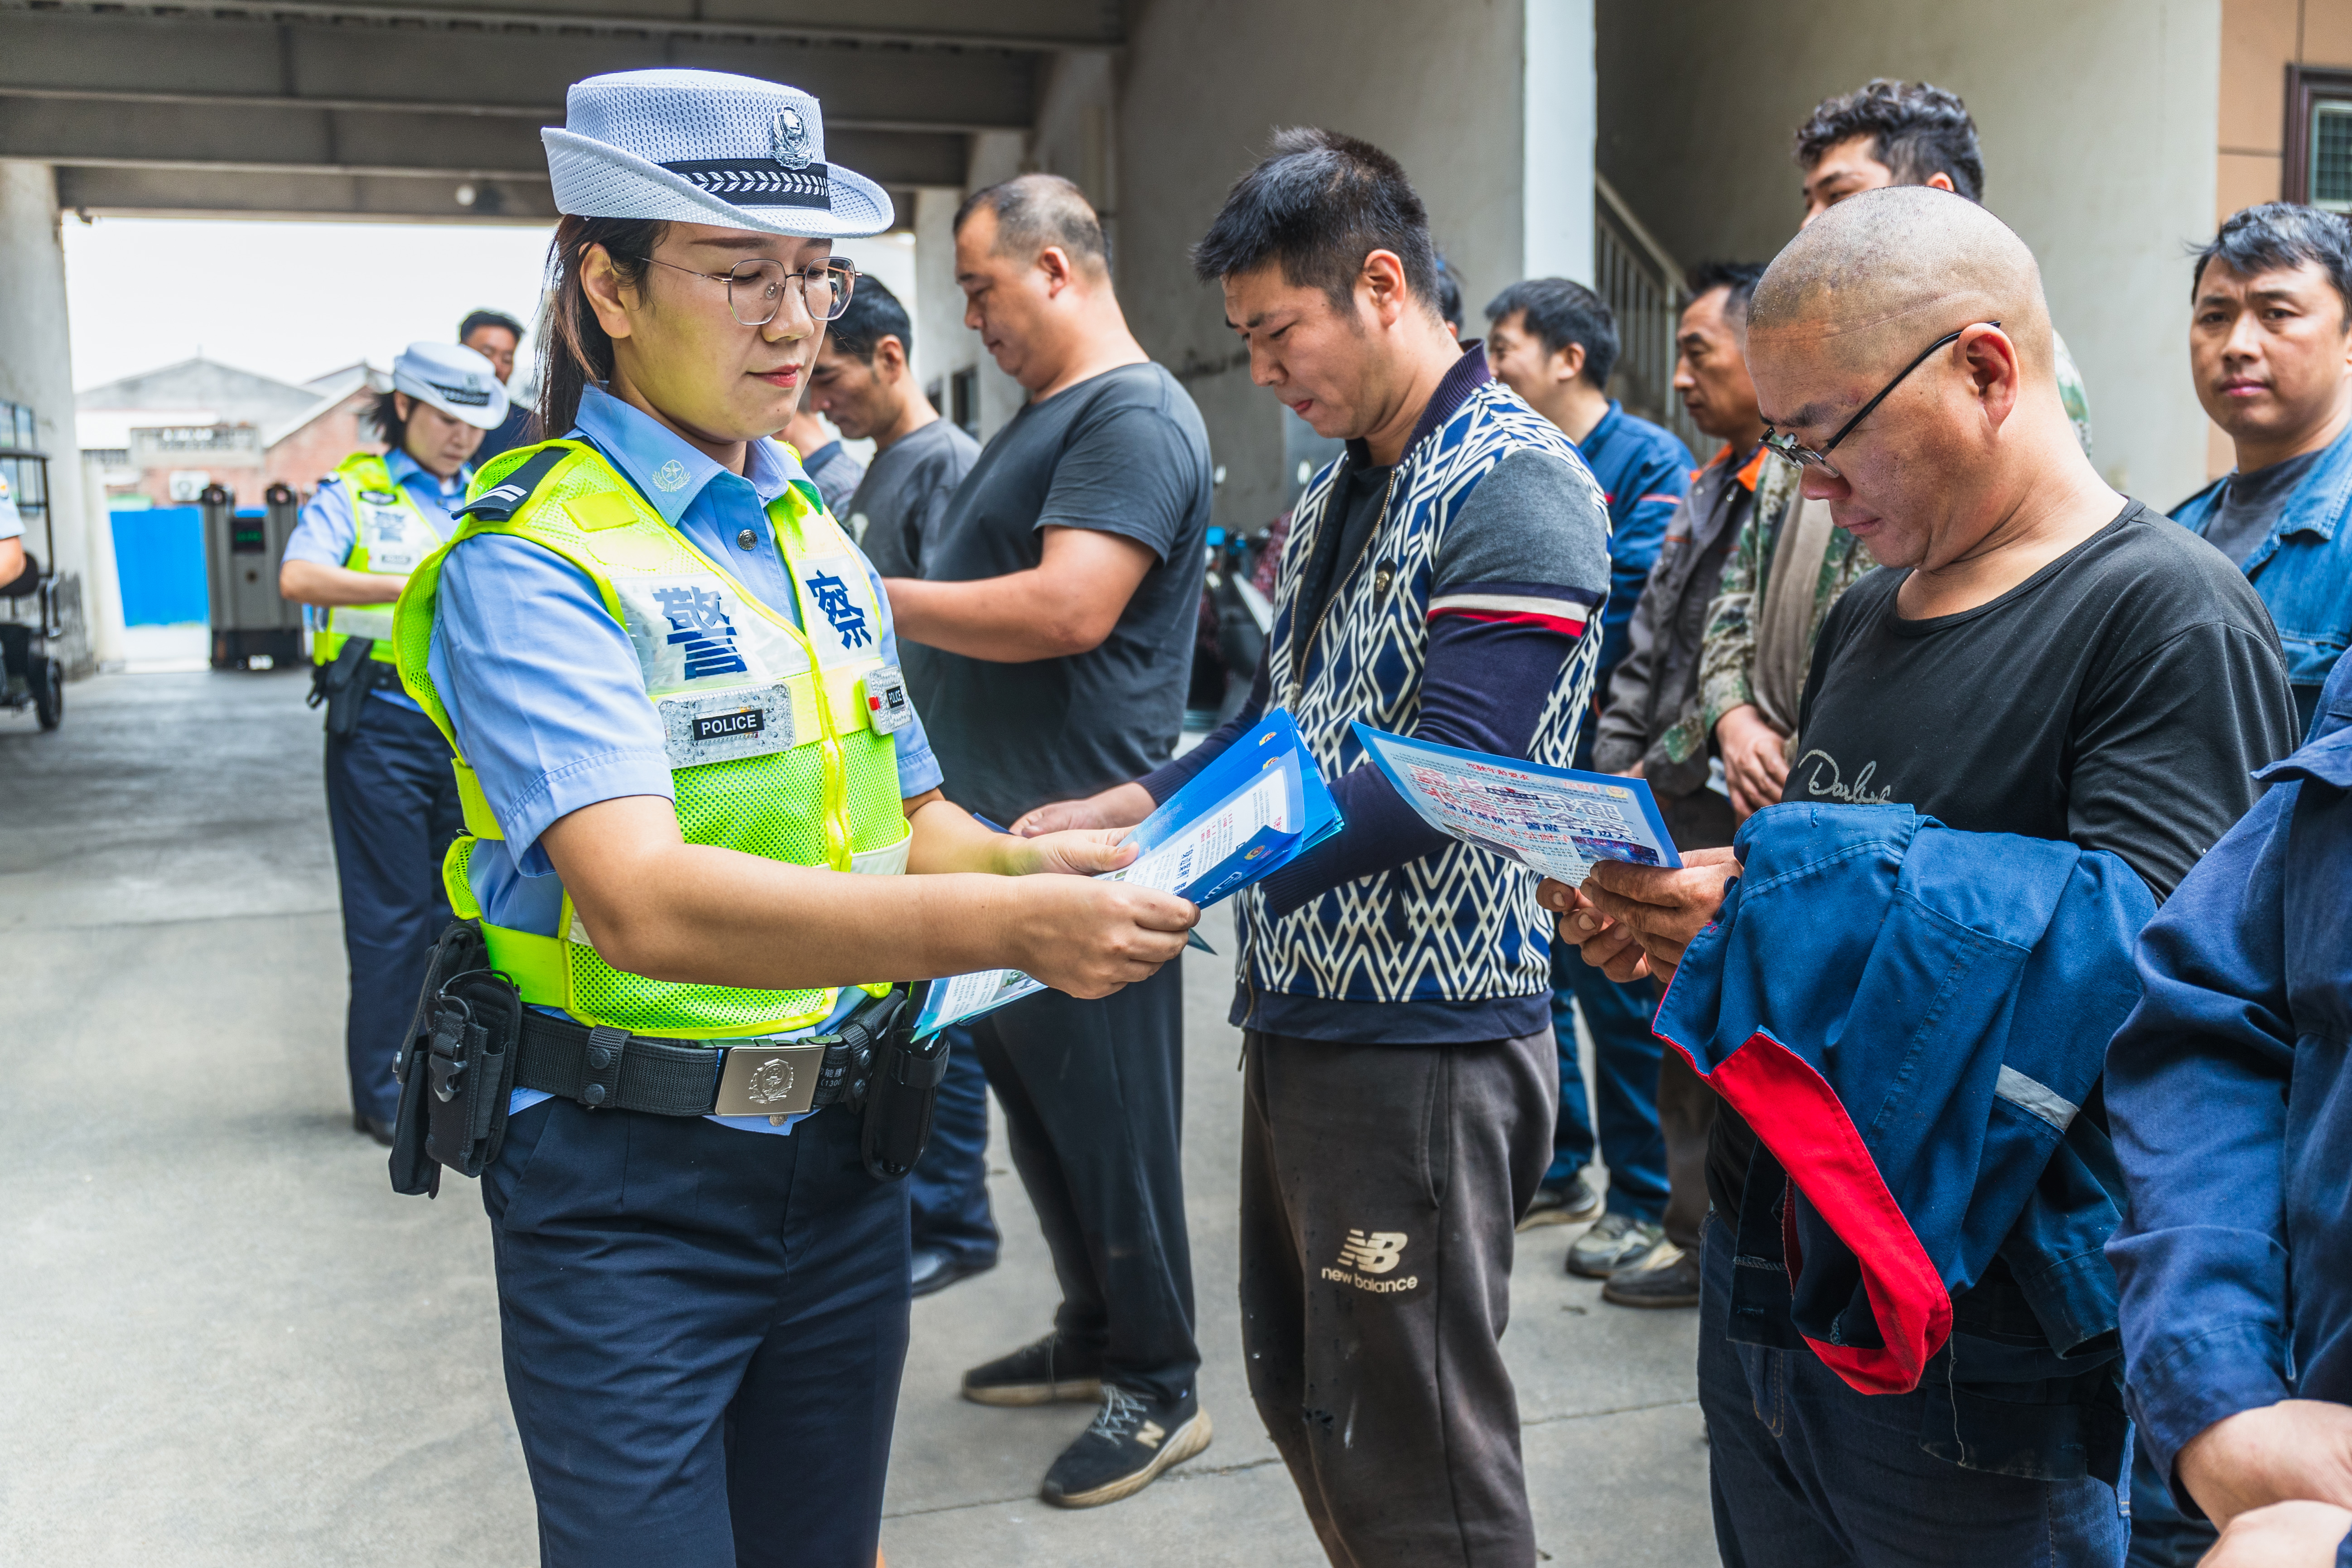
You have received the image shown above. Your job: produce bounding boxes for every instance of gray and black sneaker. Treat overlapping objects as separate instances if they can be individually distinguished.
[1566,1211,1666,1278]
[1517,1169,1604,1230]
[961,1330,1104,1408]
[1601,1239,1701,1308]
[1041,1385,1213,1509]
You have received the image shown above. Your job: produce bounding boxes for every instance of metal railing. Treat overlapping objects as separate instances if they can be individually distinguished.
[1594,174,1708,458]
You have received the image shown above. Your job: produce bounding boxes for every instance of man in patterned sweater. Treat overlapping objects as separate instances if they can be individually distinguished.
[1017,129,1613,1566]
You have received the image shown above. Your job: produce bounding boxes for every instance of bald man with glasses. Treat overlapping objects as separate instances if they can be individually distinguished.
[1548,187,2296,1566]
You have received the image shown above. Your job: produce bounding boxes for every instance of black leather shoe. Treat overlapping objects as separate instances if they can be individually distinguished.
[911,1245,996,1298]
[353,1110,396,1148]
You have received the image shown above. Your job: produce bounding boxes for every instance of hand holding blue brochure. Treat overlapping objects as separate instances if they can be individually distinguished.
[912,711,1343,1037]
[1352,723,1682,886]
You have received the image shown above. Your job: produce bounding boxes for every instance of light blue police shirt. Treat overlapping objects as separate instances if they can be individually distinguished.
[284,447,468,713]
[427,384,945,1135]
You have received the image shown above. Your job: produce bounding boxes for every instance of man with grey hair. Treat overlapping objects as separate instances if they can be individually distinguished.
[1550,186,2295,1564]
[883,172,1216,1510]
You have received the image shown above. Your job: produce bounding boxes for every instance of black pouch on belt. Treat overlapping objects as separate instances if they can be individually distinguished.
[859,980,951,1182]
[307,636,379,741]
[389,919,521,1196]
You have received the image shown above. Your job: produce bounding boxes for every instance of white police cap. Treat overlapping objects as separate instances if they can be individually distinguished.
[543,69,893,240]
[391,342,510,431]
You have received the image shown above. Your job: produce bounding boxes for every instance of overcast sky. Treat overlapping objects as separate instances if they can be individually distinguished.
[63,217,559,393]
[63,217,923,399]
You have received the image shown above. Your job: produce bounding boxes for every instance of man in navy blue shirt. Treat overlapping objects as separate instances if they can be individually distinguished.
[1485,277,1695,1252]
[2107,654,2352,1568]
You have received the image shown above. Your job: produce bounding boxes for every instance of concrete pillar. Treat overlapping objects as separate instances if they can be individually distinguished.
[1523,0,1597,284]
[0,161,105,675]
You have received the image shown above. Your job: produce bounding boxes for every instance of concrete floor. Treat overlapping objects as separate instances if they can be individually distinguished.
[0,670,1714,1567]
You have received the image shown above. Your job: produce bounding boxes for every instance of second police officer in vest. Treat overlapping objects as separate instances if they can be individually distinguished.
[280,341,509,1143]
[391,70,1197,1566]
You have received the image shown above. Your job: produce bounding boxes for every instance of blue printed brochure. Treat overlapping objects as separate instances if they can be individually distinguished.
[911,711,1342,1037]
[1352,723,1682,887]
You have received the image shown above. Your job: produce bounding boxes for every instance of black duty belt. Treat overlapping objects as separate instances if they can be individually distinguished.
[514,1008,889,1120]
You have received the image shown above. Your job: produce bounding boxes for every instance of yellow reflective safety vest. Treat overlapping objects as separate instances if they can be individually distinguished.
[313,451,451,666]
[392,439,915,1039]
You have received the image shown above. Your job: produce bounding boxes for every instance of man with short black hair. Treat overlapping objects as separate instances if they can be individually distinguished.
[459,308,532,463]
[2174,202,2352,736]
[1024,127,1612,1565]
[1484,275,1696,1269]
[810,275,980,588]
[884,172,1215,1510]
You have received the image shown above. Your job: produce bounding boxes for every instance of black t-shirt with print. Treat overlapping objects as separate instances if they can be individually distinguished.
[1705,501,2299,1221]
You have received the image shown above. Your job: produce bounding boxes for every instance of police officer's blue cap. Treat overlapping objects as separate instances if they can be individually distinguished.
[544,70,893,240]
[392,341,510,431]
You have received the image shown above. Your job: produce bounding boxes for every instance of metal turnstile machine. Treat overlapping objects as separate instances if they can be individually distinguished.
[203,482,305,670]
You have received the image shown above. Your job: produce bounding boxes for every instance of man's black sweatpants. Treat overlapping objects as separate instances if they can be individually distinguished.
[969,960,1198,1404]
[1240,1027,1557,1568]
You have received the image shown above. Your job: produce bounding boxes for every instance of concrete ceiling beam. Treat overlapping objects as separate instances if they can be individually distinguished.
[0,11,1044,126]
[0,0,1121,53]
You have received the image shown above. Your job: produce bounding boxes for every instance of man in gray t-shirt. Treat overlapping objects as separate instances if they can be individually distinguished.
[881,175,1215,1510]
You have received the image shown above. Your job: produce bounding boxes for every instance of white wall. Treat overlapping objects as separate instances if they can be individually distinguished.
[0,161,103,674]
[1109,0,1593,536]
[1597,0,2221,506]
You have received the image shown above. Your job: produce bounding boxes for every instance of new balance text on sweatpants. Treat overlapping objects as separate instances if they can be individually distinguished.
[1239,1028,1556,1568]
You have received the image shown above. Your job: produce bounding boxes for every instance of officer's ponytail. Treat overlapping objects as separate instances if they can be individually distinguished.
[539,215,667,437]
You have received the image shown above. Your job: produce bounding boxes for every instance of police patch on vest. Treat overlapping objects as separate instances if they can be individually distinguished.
[861,665,912,735]
[658,683,796,767]
[614,574,816,700]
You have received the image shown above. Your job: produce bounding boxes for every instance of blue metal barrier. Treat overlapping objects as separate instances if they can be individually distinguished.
[111,506,209,625]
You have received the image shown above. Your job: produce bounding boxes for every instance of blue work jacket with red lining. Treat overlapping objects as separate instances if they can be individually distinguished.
[1657,802,2153,1481]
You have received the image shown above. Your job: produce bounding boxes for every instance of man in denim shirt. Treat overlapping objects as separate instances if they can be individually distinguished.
[2173,203,2352,738]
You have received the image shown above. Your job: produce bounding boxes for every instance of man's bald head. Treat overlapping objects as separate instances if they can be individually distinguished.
[1748,185,2051,384]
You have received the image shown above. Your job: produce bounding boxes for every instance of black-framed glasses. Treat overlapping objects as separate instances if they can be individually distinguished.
[633,256,857,327]
[1762,320,2000,476]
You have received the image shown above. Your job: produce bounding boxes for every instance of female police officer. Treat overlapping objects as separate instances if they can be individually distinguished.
[390,70,1196,1567]
[280,341,508,1143]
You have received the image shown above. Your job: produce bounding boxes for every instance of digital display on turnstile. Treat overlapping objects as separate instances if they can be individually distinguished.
[231,520,267,554]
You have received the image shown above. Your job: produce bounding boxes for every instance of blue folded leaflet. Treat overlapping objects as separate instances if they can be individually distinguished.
[910,709,1341,1036]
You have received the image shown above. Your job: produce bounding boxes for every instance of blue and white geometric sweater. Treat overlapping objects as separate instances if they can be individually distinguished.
[1236,367,1609,1011]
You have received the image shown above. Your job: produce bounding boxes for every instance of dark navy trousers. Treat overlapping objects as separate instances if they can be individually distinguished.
[1697,1214,2127,1566]
[1545,945,1669,1221]
[484,1098,912,1568]
[905,1026,1000,1267]
[322,694,463,1122]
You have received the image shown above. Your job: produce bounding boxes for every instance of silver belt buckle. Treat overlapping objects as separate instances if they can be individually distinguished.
[713,1040,828,1117]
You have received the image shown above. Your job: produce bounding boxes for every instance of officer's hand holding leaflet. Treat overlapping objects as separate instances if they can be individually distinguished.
[540,791,1198,1001]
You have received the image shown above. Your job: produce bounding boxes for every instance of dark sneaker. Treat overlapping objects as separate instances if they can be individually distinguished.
[961,1331,1104,1407]
[1041,1385,1213,1508]
[1518,1169,1604,1230]
[911,1245,995,1298]
[1566,1211,1665,1278]
[1601,1239,1701,1308]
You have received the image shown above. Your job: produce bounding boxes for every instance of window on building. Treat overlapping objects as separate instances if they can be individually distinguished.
[0,397,48,533]
[2287,67,2352,212]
